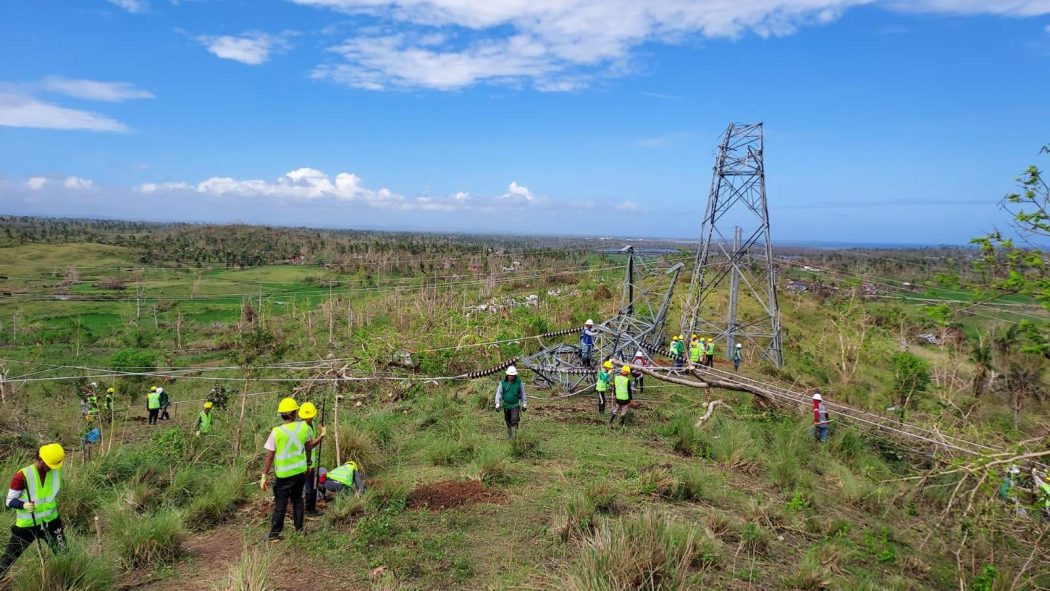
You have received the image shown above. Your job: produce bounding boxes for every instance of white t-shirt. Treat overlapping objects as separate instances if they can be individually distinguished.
[264,430,276,452]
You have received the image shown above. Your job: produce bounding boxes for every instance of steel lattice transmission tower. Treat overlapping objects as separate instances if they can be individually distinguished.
[681,122,783,367]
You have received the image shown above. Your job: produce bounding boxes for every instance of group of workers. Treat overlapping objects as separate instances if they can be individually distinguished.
[145,385,171,425]
[259,397,363,541]
[78,382,115,422]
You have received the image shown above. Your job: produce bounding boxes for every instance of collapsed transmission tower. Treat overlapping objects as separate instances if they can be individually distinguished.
[520,247,682,395]
[681,122,783,367]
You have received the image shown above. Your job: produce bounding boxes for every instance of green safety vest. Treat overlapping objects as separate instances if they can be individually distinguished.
[15,465,60,528]
[689,342,702,362]
[86,395,97,409]
[307,423,319,467]
[147,391,161,410]
[706,342,716,355]
[614,374,630,402]
[198,411,212,434]
[328,461,358,486]
[596,370,609,392]
[272,421,309,478]
[1041,483,1050,509]
[500,379,522,409]
[671,341,684,356]
[104,394,113,410]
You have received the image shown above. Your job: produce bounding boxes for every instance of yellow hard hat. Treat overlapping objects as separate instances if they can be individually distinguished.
[277,397,299,414]
[621,365,631,375]
[150,386,157,392]
[602,360,614,369]
[691,334,698,340]
[298,402,318,420]
[107,387,115,393]
[39,443,65,469]
[203,401,213,409]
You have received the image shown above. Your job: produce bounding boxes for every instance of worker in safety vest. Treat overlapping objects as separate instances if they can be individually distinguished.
[0,444,67,579]
[1034,468,1050,522]
[146,386,161,425]
[704,338,716,367]
[608,365,632,427]
[732,343,742,371]
[321,460,366,498]
[298,402,326,518]
[670,335,686,368]
[260,397,318,541]
[195,401,214,437]
[595,360,612,415]
[580,319,598,367]
[813,392,830,442]
[688,335,703,368]
[495,365,527,439]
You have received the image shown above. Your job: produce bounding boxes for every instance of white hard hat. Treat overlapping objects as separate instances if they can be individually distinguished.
[1008,466,1021,475]
[156,387,164,394]
[505,365,518,376]
[585,319,594,326]
[736,343,742,348]
[812,392,822,401]
[90,382,98,387]
[635,350,644,358]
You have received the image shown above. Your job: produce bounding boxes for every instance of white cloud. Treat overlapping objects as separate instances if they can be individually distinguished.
[108,0,148,13]
[64,176,94,190]
[41,77,154,102]
[135,168,550,211]
[296,0,1050,91]
[197,33,290,65]
[501,181,534,201]
[24,176,95,190]
[0,92,128,132]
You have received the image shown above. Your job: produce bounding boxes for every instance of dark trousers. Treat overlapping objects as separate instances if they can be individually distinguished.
[595,390,606,414]
[160,404,170,420]
[503,407,521,428]
[269,473,306,538]
[0,518,67,578]
[148,409,159,424]
[304,470,317,512]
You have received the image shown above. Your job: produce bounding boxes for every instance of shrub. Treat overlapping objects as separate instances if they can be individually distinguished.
[214,544,272,591]
[423,433,476,467]
[10,538,115,591]
[110,509,186,568]
[509,429,543,459]
[563,511,720,590]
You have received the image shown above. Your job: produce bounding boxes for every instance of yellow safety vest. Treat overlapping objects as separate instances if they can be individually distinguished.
[272,421,309,478]
[596,370,609,392]
[15,466,60,528]
[328,461,358,486]
[614,375,630,402]
[689,342,702,362]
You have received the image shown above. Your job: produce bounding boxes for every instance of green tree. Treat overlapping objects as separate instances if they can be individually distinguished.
[891,351,930,422]
[228,322,289,456]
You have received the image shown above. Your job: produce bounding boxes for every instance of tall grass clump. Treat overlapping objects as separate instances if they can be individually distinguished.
[423,432,476,466]
[563,511,720,590]
[556,492,598,542]
[336,426,383,474]
[707,418,759,469]
[213,543,272,591]
[185,468,249,530]
[10,539,115,591]
[666,413,704,457]
[110,509,186,568]
[472,445,510,486]
[636,467,705,502]
[326,491,367,525]
[509,429,543,459]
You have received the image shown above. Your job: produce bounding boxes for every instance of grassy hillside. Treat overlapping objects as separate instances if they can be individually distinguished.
[0,228,1047,590]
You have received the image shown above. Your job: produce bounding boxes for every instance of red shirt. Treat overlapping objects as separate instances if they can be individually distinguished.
[8,469,27,492]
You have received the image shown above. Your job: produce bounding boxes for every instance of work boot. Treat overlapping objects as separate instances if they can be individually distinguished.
[619,415,627,427]
[305,509,325,519]
[598,402,605,415]
[266,533,283,542]
[608,413,616,426]
[506,426,513,440]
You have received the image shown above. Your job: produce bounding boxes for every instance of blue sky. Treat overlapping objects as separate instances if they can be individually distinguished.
[1,1,1049,244]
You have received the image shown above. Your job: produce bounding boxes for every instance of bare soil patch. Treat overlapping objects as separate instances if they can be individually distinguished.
[406,480,506,510]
